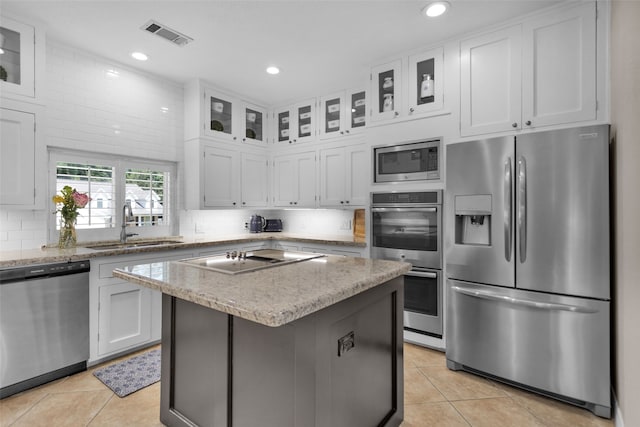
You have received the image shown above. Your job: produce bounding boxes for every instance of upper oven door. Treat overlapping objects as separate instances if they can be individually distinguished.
[371,207,442,269]
[375,142,440,182]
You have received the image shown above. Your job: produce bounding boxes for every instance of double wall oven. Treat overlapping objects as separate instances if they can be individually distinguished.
[371,191,443,337]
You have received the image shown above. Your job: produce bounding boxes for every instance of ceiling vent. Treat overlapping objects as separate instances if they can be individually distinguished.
[141,20,193,47]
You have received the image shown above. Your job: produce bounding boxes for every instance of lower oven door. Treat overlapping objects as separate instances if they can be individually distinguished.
[403,267,442,337]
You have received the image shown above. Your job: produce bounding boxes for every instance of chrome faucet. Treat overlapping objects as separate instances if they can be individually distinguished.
[120,201,138,243]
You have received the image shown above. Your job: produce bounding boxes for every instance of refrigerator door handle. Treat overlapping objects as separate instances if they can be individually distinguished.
[517,156,527,263]
[504,157,512,262]
[451,285,598,313]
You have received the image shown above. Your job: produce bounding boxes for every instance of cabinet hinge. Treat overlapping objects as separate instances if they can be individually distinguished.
[369,73,373,81]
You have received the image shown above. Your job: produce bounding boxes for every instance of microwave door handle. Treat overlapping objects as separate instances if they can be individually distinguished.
[504,157,512,262]
[517,157,527,263]
[405,271,437,279]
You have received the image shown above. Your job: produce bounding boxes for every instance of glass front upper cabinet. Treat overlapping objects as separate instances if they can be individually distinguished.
[204,89,235,141]
[408,47,444,115]
[370,59,402,122]
[274,98,316,144]
[243,103,266,144]
[348,89,366,131]
[0,16,36,98]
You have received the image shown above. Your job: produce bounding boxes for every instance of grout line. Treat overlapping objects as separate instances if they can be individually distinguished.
[86,392,115,426]
[2,390,50,427]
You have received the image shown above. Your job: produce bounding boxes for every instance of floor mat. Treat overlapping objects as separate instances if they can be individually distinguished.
[93,349,160,397]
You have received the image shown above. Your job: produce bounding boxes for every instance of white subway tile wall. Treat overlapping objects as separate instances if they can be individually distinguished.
[0,40,184,250]
[179,209,356,239]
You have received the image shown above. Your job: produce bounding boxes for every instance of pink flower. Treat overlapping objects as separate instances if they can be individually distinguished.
[72,191,91,208]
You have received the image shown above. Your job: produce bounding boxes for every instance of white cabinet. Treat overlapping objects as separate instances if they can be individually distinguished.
[370,59,402,122]
[98,281,153,355]
[184,79,268,145]
[0,105,39,207]
[240,152,269,207]
[319,145,368,207]
[407,47,445,116]
[521,2,596,128]
[90,251,193,362]
[272,151,317,208]
[0,16,37,99]
[196,144,269,209]
[460,2,596,136]
[273,98,317,144]
[319,88,367,140]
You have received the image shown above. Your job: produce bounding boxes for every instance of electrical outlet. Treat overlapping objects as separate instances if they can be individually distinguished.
[338,331,355,356]
[340,220,352,230]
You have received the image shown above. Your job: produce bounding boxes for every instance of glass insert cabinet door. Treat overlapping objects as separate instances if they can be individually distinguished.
[371,59,402,122]
[243,103,266,143]
[277,110,291,143]
[408,47,444,115]
[349,90,366,130]
[0,17,36,98]
[208,96,233,135]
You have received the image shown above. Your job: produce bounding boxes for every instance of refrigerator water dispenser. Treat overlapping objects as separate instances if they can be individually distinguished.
[454,195,491,246]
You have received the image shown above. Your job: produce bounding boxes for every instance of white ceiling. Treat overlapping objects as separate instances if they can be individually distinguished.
[2,0,560,106]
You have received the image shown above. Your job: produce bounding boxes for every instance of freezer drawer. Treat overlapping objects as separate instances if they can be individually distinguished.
[446,279,610,417]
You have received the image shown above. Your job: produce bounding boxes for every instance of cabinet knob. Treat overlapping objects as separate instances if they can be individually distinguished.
[512,122,518,128]
[290,202,293,205]
[233,136,237,141]
[242,138,246,142]
[289,140,292,144]
[525,120,532,126]
[346,201,350,204]
[394,111,399,117]
[232,202,236,206]
[340,131,344,135]
[340,201,344,204]
[293,139,297,143]
[409,107,415,113]
[242,201,246,205]
[294,202,297,205]
[345,130,350,134]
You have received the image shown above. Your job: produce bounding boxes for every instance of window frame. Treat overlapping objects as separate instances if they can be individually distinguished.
[48,149,177,244]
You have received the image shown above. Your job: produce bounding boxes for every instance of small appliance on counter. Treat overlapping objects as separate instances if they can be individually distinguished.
[248,214,266,233]
[264,219,283,232]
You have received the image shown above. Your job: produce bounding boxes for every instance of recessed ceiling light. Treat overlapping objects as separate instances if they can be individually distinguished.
[423,1,450,17]
[131,51,148,61]
[266,66,280,75]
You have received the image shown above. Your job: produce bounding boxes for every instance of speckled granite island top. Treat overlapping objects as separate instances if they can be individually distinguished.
[113,253,410,327]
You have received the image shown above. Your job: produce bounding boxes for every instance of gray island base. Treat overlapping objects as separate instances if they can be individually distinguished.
[113,253,409,427]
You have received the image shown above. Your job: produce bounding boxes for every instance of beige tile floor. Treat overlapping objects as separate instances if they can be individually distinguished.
[0,343,613,427]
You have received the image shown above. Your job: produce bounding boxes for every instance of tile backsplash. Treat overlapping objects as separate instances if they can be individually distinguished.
[179,209,359,239]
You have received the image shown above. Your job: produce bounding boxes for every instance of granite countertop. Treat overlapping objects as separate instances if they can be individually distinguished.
[0,233,367,268]
[113,253,410,327]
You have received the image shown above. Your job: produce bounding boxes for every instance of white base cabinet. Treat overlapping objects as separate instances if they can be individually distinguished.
[90,250,193,364]
[98,281,153,356]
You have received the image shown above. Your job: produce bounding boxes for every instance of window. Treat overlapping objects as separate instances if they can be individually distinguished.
[49,150,176,242]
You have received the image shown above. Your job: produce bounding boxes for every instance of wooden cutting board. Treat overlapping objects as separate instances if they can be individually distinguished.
[353,209,365,240]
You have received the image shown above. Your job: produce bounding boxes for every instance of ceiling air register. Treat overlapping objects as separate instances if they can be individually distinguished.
[141,20,193,47]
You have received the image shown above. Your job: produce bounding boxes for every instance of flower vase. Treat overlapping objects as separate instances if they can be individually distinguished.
[58,219,77,249]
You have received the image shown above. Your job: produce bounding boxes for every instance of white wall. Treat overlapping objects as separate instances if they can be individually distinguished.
[0,40,184,251]
[610,2,640,426]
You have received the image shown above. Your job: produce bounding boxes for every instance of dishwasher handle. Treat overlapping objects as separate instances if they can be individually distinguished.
[0,260,90,284]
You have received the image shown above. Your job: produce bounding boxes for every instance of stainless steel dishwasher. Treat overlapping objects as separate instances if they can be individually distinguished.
[0,260,90,398]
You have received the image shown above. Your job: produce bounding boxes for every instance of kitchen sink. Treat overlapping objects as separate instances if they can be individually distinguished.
[85,240,183,250]
[176,249,325,275]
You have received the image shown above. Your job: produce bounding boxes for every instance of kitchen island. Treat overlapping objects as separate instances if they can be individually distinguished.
[113,250,410,427]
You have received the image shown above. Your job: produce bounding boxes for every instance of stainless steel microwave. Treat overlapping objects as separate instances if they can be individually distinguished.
[374,139,441,183]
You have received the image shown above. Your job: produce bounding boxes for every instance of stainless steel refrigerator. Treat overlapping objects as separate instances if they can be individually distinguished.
[445,125,610,418]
